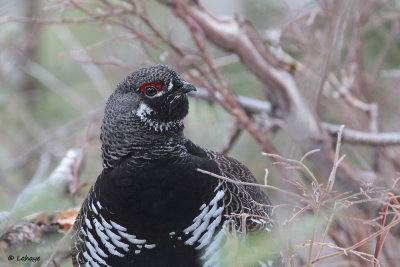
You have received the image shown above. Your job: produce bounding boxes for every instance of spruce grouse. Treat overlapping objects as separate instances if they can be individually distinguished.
[72,65,283,267]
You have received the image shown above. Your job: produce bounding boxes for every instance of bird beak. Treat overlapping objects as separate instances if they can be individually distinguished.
[180,81,197,94]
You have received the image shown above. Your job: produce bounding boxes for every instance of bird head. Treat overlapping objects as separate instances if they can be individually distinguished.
[109,65,196,132]
[101,65,196,168]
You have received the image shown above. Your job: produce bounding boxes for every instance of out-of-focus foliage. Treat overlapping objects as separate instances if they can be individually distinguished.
[0,0,289,211]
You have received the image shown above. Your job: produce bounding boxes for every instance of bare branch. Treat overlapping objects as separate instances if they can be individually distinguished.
[191,90,400,146]
[322,123,400,146]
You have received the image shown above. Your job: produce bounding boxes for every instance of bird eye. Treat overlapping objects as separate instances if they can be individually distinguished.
[139,82,162,97]
[145,86,158,97]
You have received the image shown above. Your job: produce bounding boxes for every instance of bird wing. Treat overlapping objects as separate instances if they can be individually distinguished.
[184,139,273,233]
[184,139,284,267]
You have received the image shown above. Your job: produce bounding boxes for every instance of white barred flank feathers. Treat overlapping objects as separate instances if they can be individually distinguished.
[185,219,208,246]
[78,206,166,266]
[201,227,225,260]
[184,206,209,234]
[100,216,113,229]
[210,190,224,205]
[203,203,217,222]
[86,231,99,250]
[105,227,121,241]
[93,218,105,234]
[90,202,98,215]
[117,230,141,243]
[85,217,93,229]
[196,214,222,250]
[126,236,146,245]
[87,232,108,258]
[91,217,124,258]
[184,188,225,249]
[82,251,98,267]
[86,242,108,266]
[144,244,156,249]
[104,240,123,257]
[110,237,129,252]
[110,220,127,231]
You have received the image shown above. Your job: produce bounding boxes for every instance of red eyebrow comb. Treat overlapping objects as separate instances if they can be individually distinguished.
[140,82,162,93]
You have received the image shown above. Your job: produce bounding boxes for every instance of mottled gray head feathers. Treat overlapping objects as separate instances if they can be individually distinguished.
[101,65,196,168]
[117,65,180,93]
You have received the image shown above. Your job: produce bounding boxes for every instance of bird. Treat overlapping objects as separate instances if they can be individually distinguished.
[71,65,283,267]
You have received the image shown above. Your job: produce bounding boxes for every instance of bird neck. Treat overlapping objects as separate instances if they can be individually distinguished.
[100,116,187,169]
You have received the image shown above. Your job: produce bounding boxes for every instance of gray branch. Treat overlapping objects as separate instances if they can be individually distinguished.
[190,89,400,146]
[321,123,400,146]
[190,88,271,114]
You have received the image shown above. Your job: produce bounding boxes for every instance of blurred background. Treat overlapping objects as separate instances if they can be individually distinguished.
[1,0,400,266]
[0,0,305,213]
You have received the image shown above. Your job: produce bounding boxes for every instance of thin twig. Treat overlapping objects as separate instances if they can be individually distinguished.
[315,202,337,260]
[373,194,390,267]
[195,168,303,200]
[43,227,73,267]
[326,125,345,193]
[262,152,322,195]
[311,216,400,264]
